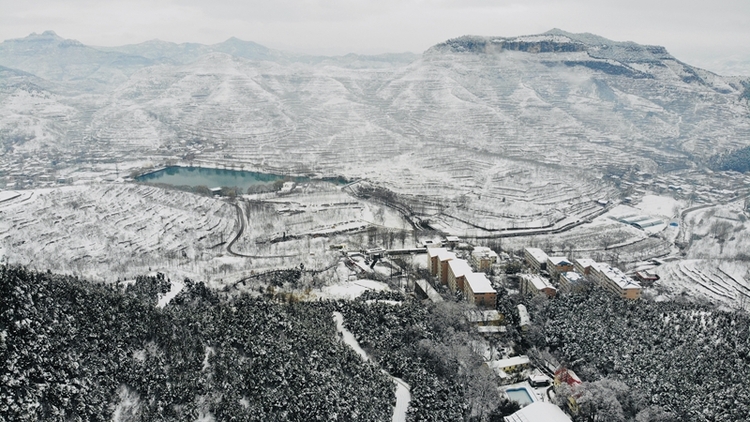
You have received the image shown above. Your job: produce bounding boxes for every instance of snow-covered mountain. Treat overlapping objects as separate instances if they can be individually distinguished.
[1,29,749,230]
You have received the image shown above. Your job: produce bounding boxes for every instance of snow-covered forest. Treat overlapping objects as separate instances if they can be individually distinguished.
[534,288,750,422]
[0,265,518,421]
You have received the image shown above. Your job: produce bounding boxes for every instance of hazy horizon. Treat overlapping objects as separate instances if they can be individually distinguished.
[2,0,749,76]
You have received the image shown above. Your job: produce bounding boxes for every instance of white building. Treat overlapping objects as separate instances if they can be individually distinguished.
[590,263,642,299]
[504,402,572,422]
[471,246,499,271]
[524,247,548,273]
[447,259,473,293]
[520,274,557,298]
[517,304,531,330]
[464,272,497,308]
[559,271,585,293]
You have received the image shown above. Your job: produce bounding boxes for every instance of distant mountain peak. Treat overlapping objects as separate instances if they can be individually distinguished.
[429,30,673,64]
[24,30,64,41]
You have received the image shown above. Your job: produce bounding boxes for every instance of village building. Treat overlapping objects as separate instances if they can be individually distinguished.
[426,247,447,276]
[572,258,597,275]
[447,259,473,292]
[464,272,497,308]
[517,304,531,331]
[546,256,574,280]
[524,247,549,273]
[504,402,573,422]
[504,402,572,422]
[590,263,642,299]
[554,368,583,414]
[437,250,457,285]
[487,355,531,376]
[471,246,499,271]
[427,248,455,284]
[635,269,660,285]
[476,325,507,337]
[554,368,582,388]
[528,371,552,387]
[466,309,504,326]
[520,274,557,298]
[414,279,443,303]
[559,271,586,293]
[444,235,461,249]
[423,239,443,248]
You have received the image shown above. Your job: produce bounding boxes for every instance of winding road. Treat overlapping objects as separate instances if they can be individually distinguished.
[333,312,411,422]
[225,200,297,259]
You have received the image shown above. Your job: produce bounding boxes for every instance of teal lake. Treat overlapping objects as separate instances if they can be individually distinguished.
[137,167,301,190]
[136,166,347,190]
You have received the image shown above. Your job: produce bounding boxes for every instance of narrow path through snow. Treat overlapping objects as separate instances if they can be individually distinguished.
[156,279,184,308]
[333,312,411,422]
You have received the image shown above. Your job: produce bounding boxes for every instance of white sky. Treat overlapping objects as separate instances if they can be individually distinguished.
[1,0,749,73]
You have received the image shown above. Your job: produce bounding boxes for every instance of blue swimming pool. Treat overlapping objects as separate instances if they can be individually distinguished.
[505,387,535,406]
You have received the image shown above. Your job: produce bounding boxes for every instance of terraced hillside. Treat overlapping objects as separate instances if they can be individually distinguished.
[0,184,235,281]
[1,30,749,233]
[658,260,750,309]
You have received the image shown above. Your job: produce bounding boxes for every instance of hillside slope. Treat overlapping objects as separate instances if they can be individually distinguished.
[1,30,749,231]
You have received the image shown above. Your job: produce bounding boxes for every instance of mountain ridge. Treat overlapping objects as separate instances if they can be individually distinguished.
[1,29,749,233]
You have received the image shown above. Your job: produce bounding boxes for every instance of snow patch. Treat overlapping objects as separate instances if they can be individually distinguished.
[635,194,682,219]
[318,279,390,300]
[333,312,411,422]
[156,278,185,308]
[112,385,141,422]
[195,412,215,422]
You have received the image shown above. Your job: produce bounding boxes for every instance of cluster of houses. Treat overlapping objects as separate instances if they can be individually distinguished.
[426,245,500,308]
[522,247,642,299]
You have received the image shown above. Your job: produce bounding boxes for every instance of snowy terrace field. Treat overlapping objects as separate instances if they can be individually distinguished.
[653,199,750,309]
[499,195,681,263]
[0,183,235,282]
[226,182,416,277]
[656,260,750,310]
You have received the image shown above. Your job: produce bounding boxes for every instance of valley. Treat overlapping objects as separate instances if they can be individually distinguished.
[2,28,750,422]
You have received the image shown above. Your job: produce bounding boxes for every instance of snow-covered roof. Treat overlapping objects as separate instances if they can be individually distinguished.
[560,271,583,283]
[448,259,473,277]
[466,309,502,322]
[524,247,548,263]
[465,272,495,294]
[547,256,572,267]
[504,402,572,422]
[477,326,507,334]
[521,274,555,291]
[573,258,596,269]
[427,247,448,258]
[415,279,443,302]
[472,246,499,258]
[437,250,456,262]
[517,304,530,326]
[593,263,641,290]
[489,355,530,370]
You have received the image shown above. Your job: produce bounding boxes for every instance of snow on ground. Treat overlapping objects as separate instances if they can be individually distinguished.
[654,259,750,311]
[195,412,216,422]
[634,194,682,219]
[0,183,236,283]
[333,312,411,422]
[392,378,411,422]
[333,312,370,360]
[157,278,185,308]
[0,190,20,202]
[318,279,390,300]
[112,385,141,422]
